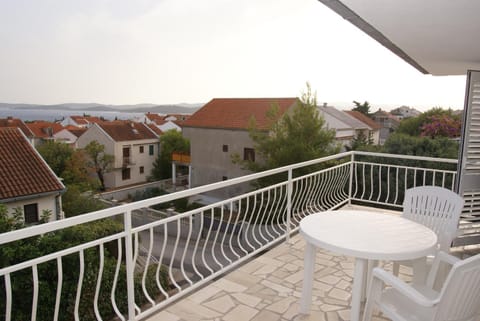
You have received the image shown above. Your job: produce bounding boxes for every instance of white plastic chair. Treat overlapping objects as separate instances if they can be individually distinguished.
[392,186,464,278]
[363,251,480,321]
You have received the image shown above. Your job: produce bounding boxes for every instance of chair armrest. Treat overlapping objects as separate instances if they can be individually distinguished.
[372,267,438,307]
[426,251,460,287]
[435,251,460,265]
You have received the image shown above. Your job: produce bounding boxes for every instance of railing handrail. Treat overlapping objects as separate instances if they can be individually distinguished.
[0,151,458,246]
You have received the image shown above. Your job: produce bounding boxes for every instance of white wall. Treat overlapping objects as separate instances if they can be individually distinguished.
[4,194,60,223]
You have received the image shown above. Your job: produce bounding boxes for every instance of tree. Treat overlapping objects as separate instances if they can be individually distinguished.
[37,140,74,176]
[420,114,461,138]
[348,131,374,151]
[352,100,371,115]
[382,133,458,159]
[235,84,339,175]
[62,149,97,190]
[83,141,114,191]
[396,107,461,137]
[150,130,190,180]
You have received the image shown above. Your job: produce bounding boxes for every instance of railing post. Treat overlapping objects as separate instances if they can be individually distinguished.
[348,152,355,205]
[286,168,293,243]
[124,210,136,321]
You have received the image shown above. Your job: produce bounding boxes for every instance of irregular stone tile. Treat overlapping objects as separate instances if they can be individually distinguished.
[203,295,236,313]
[324,297,350,306]
[276,254,298,263]
[320,304,344,312]
[188,284,223,304]
[256,256,284,267]
[294,311,326,321]
[336,279,351,290]
[215,278,247,293]
[265,296,297,314]
[231,292,262,307]
[337,309,351,320]
[253,264,278,276]
[284,270,305,284]
[283,302,301,320]
[227,269,263,288]
[167,299,222,321]
[326,311,340,321]
[223,304,259,321]
[240,260,267,274]
[313,280,333,292]
[261,279,293,295]
[251,309,281,321]
[147,310,180,321]
[272,269,292,280]
[284,262,300,272]
[319,275,341,285]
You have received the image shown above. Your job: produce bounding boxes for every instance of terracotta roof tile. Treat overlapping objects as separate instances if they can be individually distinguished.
[147,123,163,136]
[70,115,104,125]
[26,121,64,138]
[0,128,65,200]
[98,121,158,141]
[0,117,34,138]
[182,98,298,130]
[345,111,382,130]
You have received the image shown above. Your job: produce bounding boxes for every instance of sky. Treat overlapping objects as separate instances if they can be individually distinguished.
[0,0,467,111]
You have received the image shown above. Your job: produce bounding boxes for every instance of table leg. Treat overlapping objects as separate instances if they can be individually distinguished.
[412,257,427,286]
[300,243,316,314]
[351,258,367,321]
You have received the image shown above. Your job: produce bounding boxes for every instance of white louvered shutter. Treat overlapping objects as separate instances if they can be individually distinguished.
[455,70,480,246]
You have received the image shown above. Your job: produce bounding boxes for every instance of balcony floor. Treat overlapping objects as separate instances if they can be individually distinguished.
[145,206,479,321]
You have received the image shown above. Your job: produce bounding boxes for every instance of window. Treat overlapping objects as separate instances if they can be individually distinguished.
[243,148,255,162]
[139,166,144,174]
[222,176,228,181]
[122,168,131,180]
[149,145,154,155]
[24,203,38,224]
[222,145,228,152]
[139,146,144,153]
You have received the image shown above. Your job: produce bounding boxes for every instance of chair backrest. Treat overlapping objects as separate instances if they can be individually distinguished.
[402,186,464,251]
[434,253,480,321]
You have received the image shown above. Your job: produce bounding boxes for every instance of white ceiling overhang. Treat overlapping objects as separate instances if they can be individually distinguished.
[317,0,480,76]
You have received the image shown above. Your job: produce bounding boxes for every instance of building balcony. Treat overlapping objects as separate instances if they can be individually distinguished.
[1,151,478,321]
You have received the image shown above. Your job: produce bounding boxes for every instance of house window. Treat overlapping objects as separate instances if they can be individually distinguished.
[222,145,228,152]
[222,176,228,181]
[139,146,144,153]
[244,148,255,162]
[149,145,154,155]
[140,166,144,174]
[24,203,39,224]
[122,168,131,180]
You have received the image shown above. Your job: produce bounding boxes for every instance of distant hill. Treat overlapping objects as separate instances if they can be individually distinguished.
[0,102,203,114]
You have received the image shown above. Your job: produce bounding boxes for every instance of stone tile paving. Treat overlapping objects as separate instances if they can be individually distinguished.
[147,234,396,321]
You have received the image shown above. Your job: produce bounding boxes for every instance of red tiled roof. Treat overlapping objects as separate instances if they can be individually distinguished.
[0,128,65,200]
[66,126,87,138]
[345,111,382,130]
[182,98,298,130]
[0,117,34,138]
[98,121,158,141]
[147,123,163,136]
[26,121,64,138]
[70,115,103,125]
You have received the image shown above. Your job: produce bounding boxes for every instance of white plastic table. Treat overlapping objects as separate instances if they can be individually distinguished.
[299,210,437,321]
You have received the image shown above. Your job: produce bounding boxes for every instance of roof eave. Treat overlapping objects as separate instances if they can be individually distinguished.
[317,0,430,75]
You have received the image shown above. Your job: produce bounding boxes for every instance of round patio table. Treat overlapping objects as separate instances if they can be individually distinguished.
[299,210,437,321]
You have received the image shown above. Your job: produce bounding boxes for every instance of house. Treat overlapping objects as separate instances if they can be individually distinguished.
[53,125,87,147]
[390,105,421,119]
[345,110,381,145]
[0,127,65,222]
[60,115,104,128]
[145,113,190,132]
[0,117,35,145]
[317,104,371,149]
[76,121,160,189]
[25,121,64,146]
[181,97,298,200]
[370,109,400,144]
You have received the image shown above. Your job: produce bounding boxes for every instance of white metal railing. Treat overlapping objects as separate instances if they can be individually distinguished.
[0,151,458,321]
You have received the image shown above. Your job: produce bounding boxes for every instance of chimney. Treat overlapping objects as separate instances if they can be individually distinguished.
[323,102,327,107]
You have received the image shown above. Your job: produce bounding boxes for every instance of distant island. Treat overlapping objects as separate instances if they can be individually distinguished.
[0,102,203,114]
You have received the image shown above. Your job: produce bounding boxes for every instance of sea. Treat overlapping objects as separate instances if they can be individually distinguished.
[0,107,145,122]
